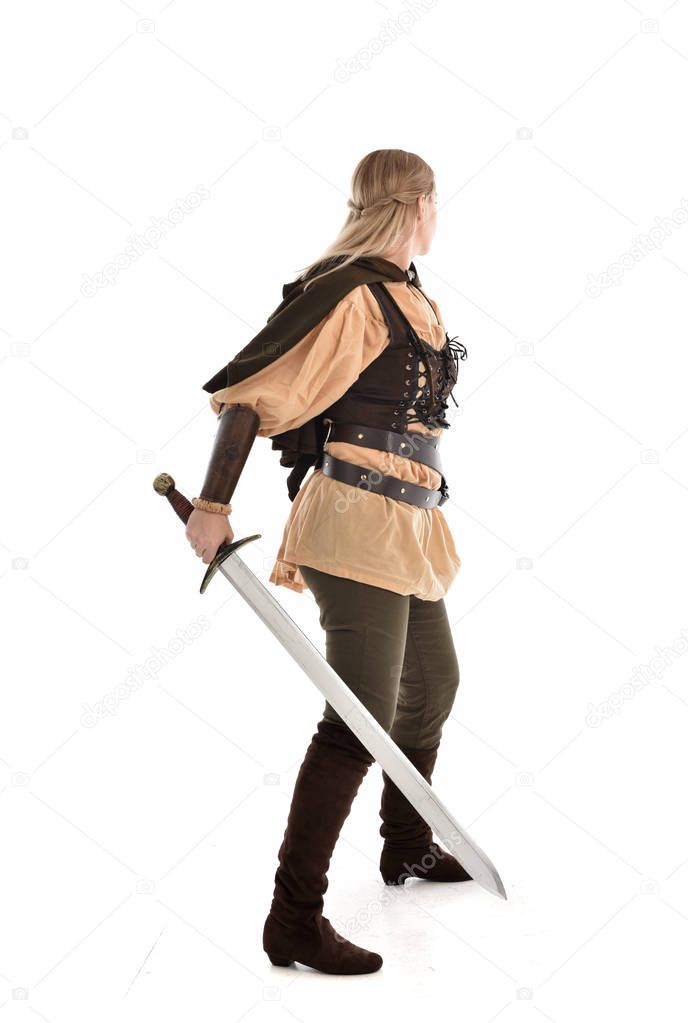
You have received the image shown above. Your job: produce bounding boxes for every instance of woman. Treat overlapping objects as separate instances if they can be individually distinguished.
[186,150,470,975]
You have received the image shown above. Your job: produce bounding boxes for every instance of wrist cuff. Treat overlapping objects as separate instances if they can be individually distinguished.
[191,497,232,515]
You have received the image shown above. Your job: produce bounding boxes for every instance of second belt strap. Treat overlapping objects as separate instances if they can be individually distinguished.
[320,453,448,508]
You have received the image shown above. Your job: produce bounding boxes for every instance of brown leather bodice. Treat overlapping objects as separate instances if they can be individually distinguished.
[271,282,467,500]
[321,282,466,434]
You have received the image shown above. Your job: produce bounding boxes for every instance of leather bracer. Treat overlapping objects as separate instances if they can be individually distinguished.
[197,403,260,507]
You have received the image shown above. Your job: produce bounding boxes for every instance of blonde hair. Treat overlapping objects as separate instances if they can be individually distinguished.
[295,149,436,291]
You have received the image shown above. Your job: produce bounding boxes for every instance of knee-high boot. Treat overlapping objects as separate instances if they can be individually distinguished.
[379,740,473,885]
[263,718,383,974]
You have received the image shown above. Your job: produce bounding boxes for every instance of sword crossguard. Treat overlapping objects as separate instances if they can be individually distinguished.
[153,472,261,594]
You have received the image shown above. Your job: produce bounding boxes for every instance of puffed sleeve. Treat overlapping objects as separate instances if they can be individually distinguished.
[206,286,389,437]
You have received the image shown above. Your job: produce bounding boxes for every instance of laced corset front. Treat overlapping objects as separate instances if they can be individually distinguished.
[318,280,468,442]
[400,326,467,431]
[379,283,467,433]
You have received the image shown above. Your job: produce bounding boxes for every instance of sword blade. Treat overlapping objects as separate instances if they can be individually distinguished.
[219,551,506,901]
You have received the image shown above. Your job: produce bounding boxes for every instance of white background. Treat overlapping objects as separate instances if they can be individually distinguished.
[1,0,688,1019]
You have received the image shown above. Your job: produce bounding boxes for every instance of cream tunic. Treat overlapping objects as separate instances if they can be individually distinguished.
[207,280,462,601]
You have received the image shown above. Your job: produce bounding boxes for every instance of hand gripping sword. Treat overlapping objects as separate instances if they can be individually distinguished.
[153,472,506,900]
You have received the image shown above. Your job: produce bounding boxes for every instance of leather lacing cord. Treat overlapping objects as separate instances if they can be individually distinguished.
[370,280,468,433]
[397,329,435,430]
[410,283,468,424]
[403,330,467,430]
[435,333,468,425]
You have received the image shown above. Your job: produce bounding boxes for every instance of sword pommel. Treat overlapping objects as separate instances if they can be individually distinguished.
[153,472,175,497]
[153,472,195,526]
[153,472,261,594]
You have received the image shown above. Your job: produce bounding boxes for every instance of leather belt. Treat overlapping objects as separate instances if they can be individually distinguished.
[321,454,449,509]
[323,419,444,473]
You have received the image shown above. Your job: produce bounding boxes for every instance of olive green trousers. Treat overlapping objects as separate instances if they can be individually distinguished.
[298,564,460,750]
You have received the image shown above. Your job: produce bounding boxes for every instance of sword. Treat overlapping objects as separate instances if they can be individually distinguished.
[153,472,506,900]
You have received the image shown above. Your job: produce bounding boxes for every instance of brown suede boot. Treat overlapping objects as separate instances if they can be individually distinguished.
[263,719,383,974]
[379,740,473,886]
